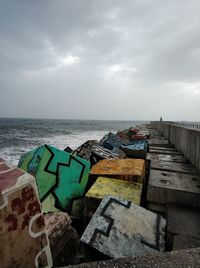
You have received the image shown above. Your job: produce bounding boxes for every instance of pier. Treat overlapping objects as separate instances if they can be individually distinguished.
[1,121,200,268]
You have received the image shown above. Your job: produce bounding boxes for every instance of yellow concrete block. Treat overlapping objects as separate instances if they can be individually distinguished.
[86,177,142,206]
[90,159,145,183]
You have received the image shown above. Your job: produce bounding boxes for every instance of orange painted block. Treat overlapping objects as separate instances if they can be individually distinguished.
[0,158,52,268]
[90,159,145,183]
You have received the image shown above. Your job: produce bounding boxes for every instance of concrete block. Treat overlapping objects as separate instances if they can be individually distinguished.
[166,204,200,239]
[149,147,176,151]
[91,145,125,160]
[120,141,148,158]
[149,140,173,148]
[149,149,182,155]
[146,153,187,163]
[44,212,79,266]
[0,158,52,268]
[147,169,200,207]
[150,160,200,175]
[18,144,90,219]
[81,196,166,258]
[86,177,142,207]
[99,132,122,150]
[172,235,200,250]
[73,140,98,161]
[90,159,145,183]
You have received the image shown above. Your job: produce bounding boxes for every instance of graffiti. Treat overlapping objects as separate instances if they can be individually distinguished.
[100,132,122,150]
[73,140,98,161]
[81,196,166,258]
[0,159,52,267]
[120,141,148,158]
[18,144,90,218]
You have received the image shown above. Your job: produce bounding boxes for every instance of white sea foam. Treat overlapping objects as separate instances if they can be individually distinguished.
[0,130,109,166]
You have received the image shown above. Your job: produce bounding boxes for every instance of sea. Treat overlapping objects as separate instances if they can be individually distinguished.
[0,118,148,166]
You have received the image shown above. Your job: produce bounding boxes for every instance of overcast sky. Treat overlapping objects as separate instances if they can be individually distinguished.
[0,0,200,121]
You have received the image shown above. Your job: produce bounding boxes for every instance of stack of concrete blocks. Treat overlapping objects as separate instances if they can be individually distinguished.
[146,131,200,214]
[81,196,166,259]
[84,177,142,224]
[147,167,200,214]
[0,158,52,268]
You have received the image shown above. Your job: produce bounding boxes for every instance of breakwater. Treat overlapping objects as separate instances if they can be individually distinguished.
[152,121,200,169]
[1,121,200,268]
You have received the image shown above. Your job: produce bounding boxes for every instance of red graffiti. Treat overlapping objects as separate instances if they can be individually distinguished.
[4,185,42,232]
[11,197,25,215]
[22,186,34,203]
[28,200,40,216]
[36,215,45,229]
[21,214,30,229]
[5,214,18,231]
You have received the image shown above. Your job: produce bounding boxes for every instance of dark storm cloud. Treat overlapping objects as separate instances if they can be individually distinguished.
[0,0,200,120]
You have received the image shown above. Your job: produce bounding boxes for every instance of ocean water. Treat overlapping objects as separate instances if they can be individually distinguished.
[0,118,148,166]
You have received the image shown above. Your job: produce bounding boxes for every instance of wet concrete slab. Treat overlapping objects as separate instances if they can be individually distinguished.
[149,149,182,155]
[172,235,200,250]
[66,247,200,268]
[90,159,145,183]
[149,140,173,148]
[147,169,200,207]
[146,153,187,163]
[150,160,200,175]
[81,195,166,259]
[149,146,176,151]
[166,204,200,239]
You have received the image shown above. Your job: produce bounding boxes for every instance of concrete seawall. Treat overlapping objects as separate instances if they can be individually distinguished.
[154,122,200,169]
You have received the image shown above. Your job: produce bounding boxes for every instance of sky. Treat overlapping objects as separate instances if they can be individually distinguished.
[0,0,200,121]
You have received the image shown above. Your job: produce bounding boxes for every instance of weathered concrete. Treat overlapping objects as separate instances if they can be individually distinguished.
[85,177,142,207]
[166,204,200,239]
[18,144,90,218]
[84,177,142,223]
[172,235,200,250]
[149,146,176,151]
[90,159,145,183]
[149,139,173,148]
[81,196,166,259]
[44,212,79,266]
[161,123,200,169]
[150,160,200,175]
[147,169,200,207]
[0,158,52,268]
[66,247,200,268]
[149,149,182,155]
[146,153,187,163]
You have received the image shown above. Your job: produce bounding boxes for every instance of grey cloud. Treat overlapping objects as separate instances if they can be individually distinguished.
[0,0,200,121]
